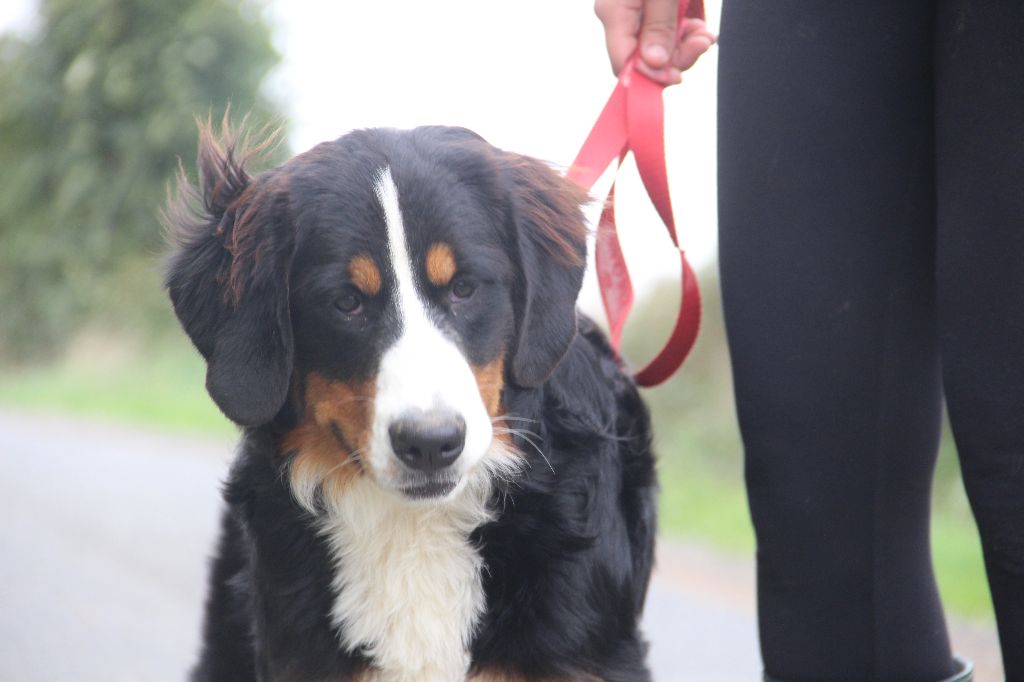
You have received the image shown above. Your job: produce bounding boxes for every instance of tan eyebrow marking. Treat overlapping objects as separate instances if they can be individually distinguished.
[425,242,457,287]
[349,254,382,296]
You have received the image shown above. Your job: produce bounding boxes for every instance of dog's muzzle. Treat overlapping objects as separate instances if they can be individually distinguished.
[388,409,466,498]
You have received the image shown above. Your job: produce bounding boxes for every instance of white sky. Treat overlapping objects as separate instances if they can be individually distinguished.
[3,0,722,315]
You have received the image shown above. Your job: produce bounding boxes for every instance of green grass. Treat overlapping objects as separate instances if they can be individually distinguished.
[931,508,994,619]
[0,334,994,621]
[658,464,755,553]
[0,337,233,437]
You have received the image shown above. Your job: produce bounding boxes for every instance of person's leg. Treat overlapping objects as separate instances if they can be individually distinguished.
[718,2,957,679]
[934,2,1024,678]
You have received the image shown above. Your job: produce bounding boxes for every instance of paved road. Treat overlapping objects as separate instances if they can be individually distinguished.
[0,411,1000,681]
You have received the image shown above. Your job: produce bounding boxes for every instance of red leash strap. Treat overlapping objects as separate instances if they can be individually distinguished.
[567,0,704,387]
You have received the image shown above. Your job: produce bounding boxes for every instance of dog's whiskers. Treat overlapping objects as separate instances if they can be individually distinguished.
[492,426,555,475]
[491,414,538,424]
[321,449,363,479]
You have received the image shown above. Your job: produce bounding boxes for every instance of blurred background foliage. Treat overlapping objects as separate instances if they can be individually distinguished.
[0,0,284,361]
[0,0,992,622]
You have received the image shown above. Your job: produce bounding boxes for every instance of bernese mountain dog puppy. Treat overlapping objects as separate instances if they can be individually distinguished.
[165,122,657,682]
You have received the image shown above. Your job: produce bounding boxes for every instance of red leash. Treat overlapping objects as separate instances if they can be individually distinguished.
[567,0,704,387]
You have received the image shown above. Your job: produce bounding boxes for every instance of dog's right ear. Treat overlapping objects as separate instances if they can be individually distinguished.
[501,154,589,388]
[164,120,294,427]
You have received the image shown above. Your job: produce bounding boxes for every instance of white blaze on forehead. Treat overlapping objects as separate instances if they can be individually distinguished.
[374,166,418,318]
[370,167,492,481]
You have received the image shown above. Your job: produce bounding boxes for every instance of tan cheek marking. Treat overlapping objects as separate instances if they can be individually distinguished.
[284,419,363,504]
[425,242,457,287]
[349,254,382,296]
[473,354,506,418]
[305,373,375,451]
[281,373,376,498]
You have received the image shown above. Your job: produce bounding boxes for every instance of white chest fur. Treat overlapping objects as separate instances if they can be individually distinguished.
[320,475,494,682]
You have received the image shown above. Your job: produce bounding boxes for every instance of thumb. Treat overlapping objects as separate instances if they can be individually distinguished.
[639,0,678,69]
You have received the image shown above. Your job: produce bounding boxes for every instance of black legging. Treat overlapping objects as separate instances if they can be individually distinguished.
[717,2,1024,680]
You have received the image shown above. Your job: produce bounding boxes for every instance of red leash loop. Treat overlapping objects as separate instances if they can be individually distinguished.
[567,0,704,387]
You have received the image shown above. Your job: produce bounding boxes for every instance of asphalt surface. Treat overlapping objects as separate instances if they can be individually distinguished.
[0,411,1000,681]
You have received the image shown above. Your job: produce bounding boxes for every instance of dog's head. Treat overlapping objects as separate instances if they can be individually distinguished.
[166,123,587,506]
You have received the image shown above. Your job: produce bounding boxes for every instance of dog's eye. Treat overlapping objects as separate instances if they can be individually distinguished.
[335,292,363,314]
[450,276,476,301]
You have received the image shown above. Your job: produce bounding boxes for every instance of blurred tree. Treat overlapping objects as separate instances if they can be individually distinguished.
[0,0,282,360]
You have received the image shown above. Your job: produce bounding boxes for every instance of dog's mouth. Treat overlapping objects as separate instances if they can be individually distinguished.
[397,476,459,500]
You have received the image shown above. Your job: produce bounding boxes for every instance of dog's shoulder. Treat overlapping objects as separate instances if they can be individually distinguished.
[192,433,370,681]
[469,315,655,681]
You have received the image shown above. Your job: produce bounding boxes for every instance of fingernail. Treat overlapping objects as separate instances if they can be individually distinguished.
[643,44,670,66]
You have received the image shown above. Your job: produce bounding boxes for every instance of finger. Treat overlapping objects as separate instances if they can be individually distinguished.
[634,60,683,85]
[671,33,715,71]
[679,17,708,36]
[605,28,640,76]
[671,19,716,71]
[639,0,678,70]
[595,0,643,75]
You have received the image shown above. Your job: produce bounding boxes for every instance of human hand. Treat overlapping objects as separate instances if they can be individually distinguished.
[595,0,716,85]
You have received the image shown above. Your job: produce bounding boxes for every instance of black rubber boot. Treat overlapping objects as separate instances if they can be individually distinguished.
[762,655,974,682]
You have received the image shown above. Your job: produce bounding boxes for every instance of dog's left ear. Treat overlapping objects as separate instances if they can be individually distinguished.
[165,123,295,427]
[503,155,589,387]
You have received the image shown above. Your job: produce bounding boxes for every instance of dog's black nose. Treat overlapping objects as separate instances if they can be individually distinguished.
[388,411,466,474]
